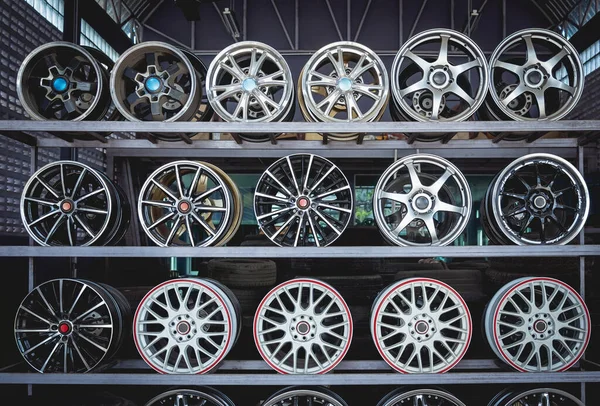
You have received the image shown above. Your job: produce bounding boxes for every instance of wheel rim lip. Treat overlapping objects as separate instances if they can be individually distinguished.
[499,388,584,406]
[206,41,294,123]
[487,28,584,122]
[391,28,488,122]
[380,389,467,406]
[373,153,472,246]
[144,388,232,406]
[490,153,589,245]
[263,388,348,406]
[110,41,199,122]
[371,277,472,374]
[253,277,353,374]
[491,277,590,372]
[253,153,353,247]
[137,160,232,247]
[14,278,115,373]
[20,160,114,247]
[300,41,390,123]
[17,41,105,121]
[133,278,234,374]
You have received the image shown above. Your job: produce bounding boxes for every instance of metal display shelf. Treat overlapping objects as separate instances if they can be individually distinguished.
[0,245,598,258]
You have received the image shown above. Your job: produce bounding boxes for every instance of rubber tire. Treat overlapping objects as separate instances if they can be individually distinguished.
[207,259,277,288]
[394,269,486,302]
[230,287,270,315]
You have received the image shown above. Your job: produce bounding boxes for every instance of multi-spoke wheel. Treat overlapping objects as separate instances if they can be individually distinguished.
[134,278,240,374]
[14,279,130,373]
[484,277,590,372]
[145,388,235,406]
[390,29,488,127]
[110,41,201,122]
[485,28,583,121]
[488,388,584,406]
[17,42,111,122]
[263,387,348,406]
[377,388,467,406]
[254,154,352,247]
[298,41,389,140]
[482,153,589,245]
[21,161,129,246]
[254,278,353,374]
[371,278,472,373]
[138,161,241,247]
[373,154,471,246]
[206,41,294,142]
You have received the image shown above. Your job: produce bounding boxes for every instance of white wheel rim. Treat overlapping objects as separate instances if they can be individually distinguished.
[134,278,236,374]
[371,278,472,373]
[378,389,467,406]
[254,278,353,374]
[486,277,590,372]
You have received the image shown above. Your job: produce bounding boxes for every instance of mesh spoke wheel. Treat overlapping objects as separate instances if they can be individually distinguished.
[254,154,352,247]
[134,278,239,374]
[254,278,353,374]
[14,278,127,373]
[390,29,488,123]
[110,41,200,122]
[138,161,237,247]
[21,161,125,246]
[377,389,467,406]
[484,277,590,372]
[144,388,235,406]
[263,387,348,406]
[486,29,583,121]
[17,42,110,121]
[373,154,471,246]
[484,153,589,245]
[489,389,584,406]
[371,278,472,373]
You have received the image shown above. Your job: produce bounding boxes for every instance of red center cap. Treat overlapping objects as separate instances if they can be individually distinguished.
[61,201,73,212]
[178,201,191,213]
[58,322,71,335]
[297,197,310,209]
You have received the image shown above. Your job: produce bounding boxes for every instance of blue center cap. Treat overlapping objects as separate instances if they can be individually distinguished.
[145,76,162,93]
[242,78,257,92]
[338,77,353,92]
[52,77,69,93]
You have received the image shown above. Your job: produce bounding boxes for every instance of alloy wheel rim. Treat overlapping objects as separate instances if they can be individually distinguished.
[144,388,235,406]
[377,389,467,406]
[263,387,348,406]
[490,388,584,406]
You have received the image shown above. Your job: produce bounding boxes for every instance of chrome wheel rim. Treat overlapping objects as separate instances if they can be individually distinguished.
[488,153,589,245]
[21,161,114,246]
[110,41,199,122]
[134,278,237,374]
[14,279,117,373]
[373,154,472,246]
[263,387,348,406]
[144,388,235,406]
[377,389,467,406]
[17,42,109,121]
[254,278,353,374]
[206,41,294,123]
[371,278,472,373]
[491,389,584,406]
[138,161,233,247]
[485,277,590,372]
[487,28,583,121]
[254,154,353,247]
[391,29,488,122]
[300,41,389,123]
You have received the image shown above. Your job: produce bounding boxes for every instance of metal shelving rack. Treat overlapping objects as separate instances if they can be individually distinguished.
[0,120,599,401]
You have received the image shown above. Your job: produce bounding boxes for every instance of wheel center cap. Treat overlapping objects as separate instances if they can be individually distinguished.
[526,70,542,86]
[60,199,75,213]
[296,321,311,335]
[415,320,429,334]
[242,78,258,92]
[178,200,192,214]
[415,196,430,210]
[296,196,311,210]
[534,319,547,333]
[338,77,353,92]
[412,192,433,213]
[176,321,191,335]
[52,77,69,93]
[430,69,450,89]
[58,321,72,335]
[533,195,547,209]
[145,76,163,93]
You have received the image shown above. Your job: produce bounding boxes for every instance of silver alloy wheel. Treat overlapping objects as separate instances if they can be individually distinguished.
[134,278,238,374]
[14,279,118,373]
[254,278,353,374]
[391,29,488,122]
[490,388,584,406]
[17,42,110,121]
[21,161,115,246]
[110,41,199,122]
[206,41,294,123]
[487,28,584,121]
[138,161,233,247]
[299,41,389,123]
[144,388,235,406]
[254,154,353,247]
[484,277,590,372]
[488,153,589,245]
[263,387,348,406]
[371,278,472,373]
[377,389,467,406]
[373,154,472,246]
